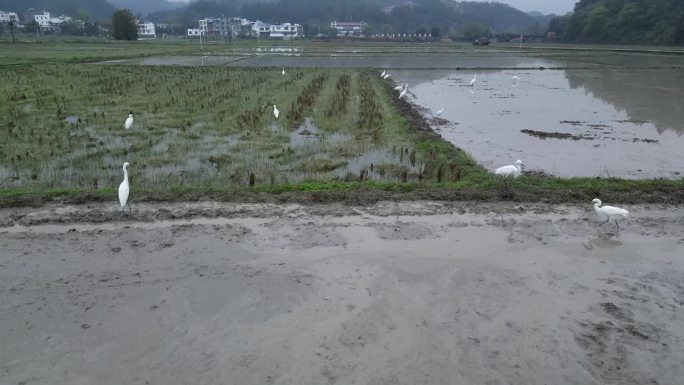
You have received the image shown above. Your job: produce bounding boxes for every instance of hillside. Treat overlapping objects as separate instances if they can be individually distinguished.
[548,0,684,45]
[0,0,114,20]
[109,0,183,17]
[151,0,549,36]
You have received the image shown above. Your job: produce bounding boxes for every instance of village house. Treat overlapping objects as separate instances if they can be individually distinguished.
[137,21,156,38]
[330,21,366,37]
[0,10,19,24]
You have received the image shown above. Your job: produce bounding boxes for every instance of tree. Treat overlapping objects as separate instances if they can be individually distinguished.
[25,20,40,33]
[430,26,442,39]
[112,9,138,40]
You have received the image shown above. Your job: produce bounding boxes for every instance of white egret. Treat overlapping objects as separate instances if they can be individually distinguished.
[469,74,477,87]
[436,105,444,116]
[399,84,408,99]
[282,67,286,76]
[124,112,133,130]
[118,162,131,213]
[273,104,279,119]
[383,73,391,80]
[393,82,404,91]
[495,159,524,178]
[592,198,629,231]
[380,70,386,78]
[511,75,521,81]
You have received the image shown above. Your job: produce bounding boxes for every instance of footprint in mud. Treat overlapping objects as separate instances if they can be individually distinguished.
[375,221,436,240]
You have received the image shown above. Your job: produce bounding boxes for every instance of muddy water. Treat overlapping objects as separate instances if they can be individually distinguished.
[1,201,683,385]
[396,67,684,178]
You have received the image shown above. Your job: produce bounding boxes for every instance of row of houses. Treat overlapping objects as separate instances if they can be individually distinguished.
[0,9,156,37]
[187,17,302,40]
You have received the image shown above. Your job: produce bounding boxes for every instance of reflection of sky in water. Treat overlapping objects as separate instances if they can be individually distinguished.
[394,67,683,179]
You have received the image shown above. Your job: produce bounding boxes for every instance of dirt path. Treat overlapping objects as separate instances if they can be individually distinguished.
[1,201,683,385]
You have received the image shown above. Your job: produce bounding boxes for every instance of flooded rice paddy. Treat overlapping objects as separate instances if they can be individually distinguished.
[109,51,684,179]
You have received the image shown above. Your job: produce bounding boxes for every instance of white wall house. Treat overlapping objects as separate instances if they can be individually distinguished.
[251,20,270,37]
[0,11,19,23]
[269,23,301,39]
[187,28,202,37]
[331,21,366,37]
[137,22,156,37]
[34,11,51,27]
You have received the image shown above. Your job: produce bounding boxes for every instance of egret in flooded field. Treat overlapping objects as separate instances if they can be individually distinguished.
[495,159,524,178]
[124,112,133,130]
[383,72,391,80]
[273,104,279,119]
[592,198,629,231]
[393,82,405,91]
[511,75,521,86]
[469,74,477,86]
[436,105,444,116]
[282,67,286,76]
[380,70,386,78]
[118,162,131,213]
[399,84,408,99]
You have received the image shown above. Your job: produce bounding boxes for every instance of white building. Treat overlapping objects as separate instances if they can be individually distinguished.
[187,28,202,37]
[0,11,19,23]
[251,20,270,37]
[32,11,72,31]
[34,11,51,27]
[269,23,301,39]
[137,21,156,37]
[331,21,366,37]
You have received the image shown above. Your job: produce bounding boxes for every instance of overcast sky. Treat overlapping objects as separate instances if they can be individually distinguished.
[170,1,576,15]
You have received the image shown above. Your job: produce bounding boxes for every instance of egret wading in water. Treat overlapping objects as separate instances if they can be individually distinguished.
[273,105,279,120]
[469,74,477,87]
[511,75,521,86]
[124,112,134,130]
[592,198,629,231]
[436,105,444,116]
[281,67,286,76]
[118,162,131,213]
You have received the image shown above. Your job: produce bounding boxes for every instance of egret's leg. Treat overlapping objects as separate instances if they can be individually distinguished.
[615,220,620,231]
[599,218,610,226]
[126,202,132,213]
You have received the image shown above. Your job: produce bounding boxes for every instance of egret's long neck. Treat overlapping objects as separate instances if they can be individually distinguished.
[593,202,601,213]
[123,167,129,182]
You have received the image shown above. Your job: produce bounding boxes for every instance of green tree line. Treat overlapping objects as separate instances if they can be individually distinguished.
[548,0,684,45]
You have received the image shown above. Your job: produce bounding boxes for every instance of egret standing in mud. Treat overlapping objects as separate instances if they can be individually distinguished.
[399,84,408,99]
[436,105,444,116]
[281,67,286,76]
[495,160,524,178]
[469,74,477,87]
[124,112,134,130]
[592,198,629,231]
[383,72,391,80]
[118,162,131,213]
[380,70,386,78]
[273,104,279,120]
[393,82,405,91]
[511,75,521,86]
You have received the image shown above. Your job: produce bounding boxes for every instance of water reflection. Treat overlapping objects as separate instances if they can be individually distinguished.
[565,69,684,135]
[396,66,684,179]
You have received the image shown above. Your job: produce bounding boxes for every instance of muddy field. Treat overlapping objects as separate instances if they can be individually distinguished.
[1,201,683,385]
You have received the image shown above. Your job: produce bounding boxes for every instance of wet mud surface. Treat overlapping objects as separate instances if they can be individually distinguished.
[1,201,683,385]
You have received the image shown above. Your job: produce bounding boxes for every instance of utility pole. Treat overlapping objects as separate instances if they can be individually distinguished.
[9,20,16,44]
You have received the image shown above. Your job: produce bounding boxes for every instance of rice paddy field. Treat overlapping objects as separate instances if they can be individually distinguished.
[0,39,683,205]
[0,62,483,193]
